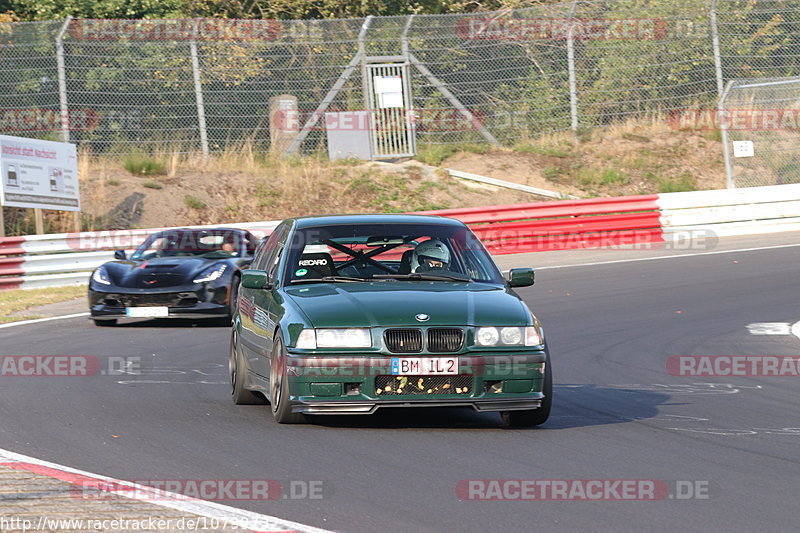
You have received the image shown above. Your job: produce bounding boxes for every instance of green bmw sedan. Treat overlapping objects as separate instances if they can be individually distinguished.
[229,214,551,427]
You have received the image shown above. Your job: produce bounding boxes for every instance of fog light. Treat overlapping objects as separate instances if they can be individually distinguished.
[486,380,503,394]
[344,382,362,396]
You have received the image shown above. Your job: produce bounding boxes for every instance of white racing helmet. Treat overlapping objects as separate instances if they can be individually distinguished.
[412,239,451,272]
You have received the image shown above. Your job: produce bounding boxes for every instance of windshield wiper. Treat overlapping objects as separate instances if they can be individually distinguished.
[290,276,369,284]
[372,273,471,282]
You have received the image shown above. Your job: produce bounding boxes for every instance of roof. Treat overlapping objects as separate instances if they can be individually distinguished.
[291,214,464,229]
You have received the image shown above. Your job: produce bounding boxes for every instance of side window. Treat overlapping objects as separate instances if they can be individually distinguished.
[254,223,289,273]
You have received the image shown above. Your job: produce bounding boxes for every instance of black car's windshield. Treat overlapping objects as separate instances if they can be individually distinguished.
[131,230,248,260]
[284,223,504,284]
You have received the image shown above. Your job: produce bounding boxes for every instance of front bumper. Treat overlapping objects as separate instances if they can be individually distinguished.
[89,284,230,320]
[285,352,547,415]
[294,396,543,415]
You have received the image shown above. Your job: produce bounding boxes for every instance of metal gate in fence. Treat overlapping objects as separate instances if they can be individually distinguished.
[365,62,415,159]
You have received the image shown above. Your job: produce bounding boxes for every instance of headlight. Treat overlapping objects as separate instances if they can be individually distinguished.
[475,326,542,346]
[92,267,111,285]
[295,328,372,349]
[193,263,227,283]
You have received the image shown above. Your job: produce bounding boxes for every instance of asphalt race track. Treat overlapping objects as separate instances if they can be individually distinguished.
[1,234,799,533]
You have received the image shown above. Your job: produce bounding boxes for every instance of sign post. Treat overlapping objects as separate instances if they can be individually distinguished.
[0,135,80,235]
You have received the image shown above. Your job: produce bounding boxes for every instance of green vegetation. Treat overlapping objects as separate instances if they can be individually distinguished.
[656,173,697,193]
[8,0,514,20]
[0,285,86,324]
[415,143,488,166]
[123,154,166,176]
[513,143,571,158]
[106,178,120,186]
[184,195,206,209]
[143,180,163,189]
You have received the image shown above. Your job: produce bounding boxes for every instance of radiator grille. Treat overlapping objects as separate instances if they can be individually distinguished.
[427,328,464,352]
[384,329,423,353]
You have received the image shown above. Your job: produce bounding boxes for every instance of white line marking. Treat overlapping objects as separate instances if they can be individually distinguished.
[535,243,800,270]
[0,312,89,329]
[791,321,800,342]
[747,323,792,335]
[0,447,333,533]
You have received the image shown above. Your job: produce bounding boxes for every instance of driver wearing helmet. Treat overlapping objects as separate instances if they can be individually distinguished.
[412,239,451,273]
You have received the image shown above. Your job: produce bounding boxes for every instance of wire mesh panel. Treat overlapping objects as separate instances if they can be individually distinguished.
[0,21,63,139]
[721,77,800,188]
[0,3,798,161]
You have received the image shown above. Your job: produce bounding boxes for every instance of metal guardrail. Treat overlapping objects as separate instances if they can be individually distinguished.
[3,185,800,290]
[0,221,280,290]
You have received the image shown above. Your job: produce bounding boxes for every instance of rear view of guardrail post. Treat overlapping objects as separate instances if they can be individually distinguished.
[56,16,72,143]
[190,21,209,159]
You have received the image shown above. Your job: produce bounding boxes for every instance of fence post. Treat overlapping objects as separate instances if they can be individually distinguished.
[190,22,210,159]
[710,0,725,99]
[719,80,735,189]
[567,1,580,141]
[56,16,72,143]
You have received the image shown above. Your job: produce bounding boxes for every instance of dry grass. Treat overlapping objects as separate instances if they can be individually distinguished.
[0,285,86,323]
[15,116,725,235]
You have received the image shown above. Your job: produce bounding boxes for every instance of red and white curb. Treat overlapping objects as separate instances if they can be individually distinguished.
[0,447,333,533]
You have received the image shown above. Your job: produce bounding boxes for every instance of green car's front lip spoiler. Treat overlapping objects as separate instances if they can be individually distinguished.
[292,394,544,415]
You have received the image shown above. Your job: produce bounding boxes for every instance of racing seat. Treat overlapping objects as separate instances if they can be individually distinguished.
[398,249,414,274]
[297,253,335,279]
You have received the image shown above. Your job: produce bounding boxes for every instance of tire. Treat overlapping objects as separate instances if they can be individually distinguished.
[227,274,241,319]
[93,319,117,327]
[230,330,266,405]
[502,348,552,428]
[269,335,305,424]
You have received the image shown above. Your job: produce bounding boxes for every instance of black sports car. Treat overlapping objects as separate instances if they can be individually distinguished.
[88,228,258,326]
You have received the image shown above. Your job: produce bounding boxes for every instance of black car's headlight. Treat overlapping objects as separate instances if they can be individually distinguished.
[474,326,542,347]
[92,266,111,286]
[194,263,227,283]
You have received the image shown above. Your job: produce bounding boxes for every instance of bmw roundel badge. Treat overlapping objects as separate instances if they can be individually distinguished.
[415,313,430,322]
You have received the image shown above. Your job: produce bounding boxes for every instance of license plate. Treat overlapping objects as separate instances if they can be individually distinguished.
[391,357,458,375]
[125,307,169,318]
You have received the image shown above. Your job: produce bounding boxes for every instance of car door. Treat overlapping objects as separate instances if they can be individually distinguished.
[240,223,289,379]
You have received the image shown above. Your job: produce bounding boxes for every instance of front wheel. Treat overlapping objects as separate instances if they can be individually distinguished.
[502,349,552,428]
[269,335,305,424]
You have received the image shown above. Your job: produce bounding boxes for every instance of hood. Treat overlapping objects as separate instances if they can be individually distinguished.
[284,282,531,327]
[104,257,224,288]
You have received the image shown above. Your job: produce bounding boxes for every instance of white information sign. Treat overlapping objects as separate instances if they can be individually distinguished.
[374,75,404,109]
[0,135,80,211]
[732,140,755,158]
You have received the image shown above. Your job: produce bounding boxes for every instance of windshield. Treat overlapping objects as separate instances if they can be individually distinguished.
[283,223,504,284]
[131,230,247,260]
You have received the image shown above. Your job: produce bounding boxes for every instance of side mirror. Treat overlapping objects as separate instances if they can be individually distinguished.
[114,250,127,260]
[508,268,535,287]
[241,269,272,290]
